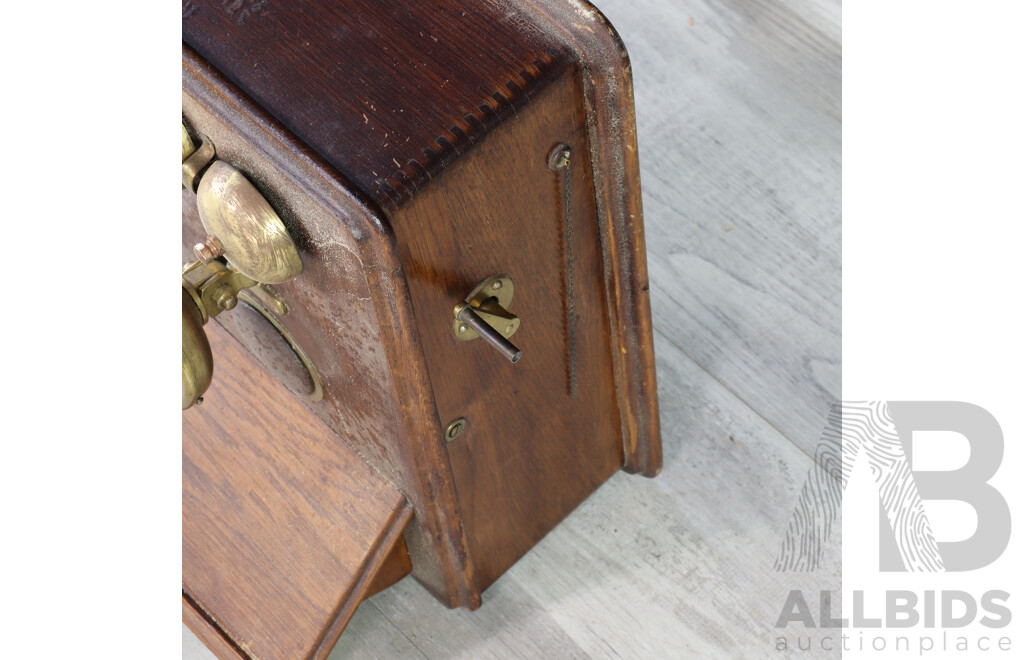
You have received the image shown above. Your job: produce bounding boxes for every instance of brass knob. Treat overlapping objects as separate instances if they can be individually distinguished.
[181,124,303,409]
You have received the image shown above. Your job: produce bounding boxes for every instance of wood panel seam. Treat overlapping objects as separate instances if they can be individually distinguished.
[183,590,252,660]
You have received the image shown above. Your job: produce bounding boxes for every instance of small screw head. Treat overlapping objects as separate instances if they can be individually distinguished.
[491,280,503,291]
[548,144,572,170]
[445,417,467,442]
[193,236,224,264]
[212,284,238,311]
[506,324,515,334]
[458,324,467,333]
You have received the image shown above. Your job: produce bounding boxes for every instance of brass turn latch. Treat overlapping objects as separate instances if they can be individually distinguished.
[452,274,522,363]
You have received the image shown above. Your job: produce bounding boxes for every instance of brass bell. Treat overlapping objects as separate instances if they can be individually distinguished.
[181,123,302,409]
[196,162,302,285]
[182,290,213,409]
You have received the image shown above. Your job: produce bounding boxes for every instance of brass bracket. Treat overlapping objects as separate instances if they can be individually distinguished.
[182,259,289,321]
[182,259,258,323]
[452,274,522,363]
[452,274,519,341]
[246,283,290,316]
[182,134,216,193]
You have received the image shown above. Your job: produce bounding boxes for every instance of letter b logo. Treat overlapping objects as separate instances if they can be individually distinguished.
[884,402,1010,571]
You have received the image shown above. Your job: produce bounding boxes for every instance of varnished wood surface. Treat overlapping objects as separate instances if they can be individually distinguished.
[520,0,662,476]
[364,539,413,601]
[393,68,622,591]
[183,323,413,659]
[183,0,662,614]
[185,0,840,655]
[183,0,571,210]
[183,56,482,609]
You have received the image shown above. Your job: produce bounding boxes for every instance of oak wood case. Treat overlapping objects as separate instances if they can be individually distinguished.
[183,0,660,655]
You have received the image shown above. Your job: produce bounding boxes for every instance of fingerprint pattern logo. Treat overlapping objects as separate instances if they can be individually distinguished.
[775,401,944,572]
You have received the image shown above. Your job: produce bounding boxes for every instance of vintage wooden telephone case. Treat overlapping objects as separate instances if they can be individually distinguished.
[181,1,661,657]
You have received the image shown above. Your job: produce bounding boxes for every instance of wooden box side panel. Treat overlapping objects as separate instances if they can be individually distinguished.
[392,68,624,589]
[183,52,480,609]
[517,0,663,476]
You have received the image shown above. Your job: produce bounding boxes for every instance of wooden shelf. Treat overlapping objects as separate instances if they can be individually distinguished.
[183,323,412,660]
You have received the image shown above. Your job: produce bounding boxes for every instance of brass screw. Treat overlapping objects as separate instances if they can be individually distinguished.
[548,144,571,171]
[193,236,224,264]
[445,417,467,442]
[458,324,468,333]
[491,280,503,291]
[506,324,514,335]
[212,284,238,311]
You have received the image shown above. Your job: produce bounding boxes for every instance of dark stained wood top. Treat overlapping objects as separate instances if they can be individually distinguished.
[183,323,412,660]
[183,0,572,210]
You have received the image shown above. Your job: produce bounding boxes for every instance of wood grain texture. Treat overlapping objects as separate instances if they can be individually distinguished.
[183,0,571,210]
[327,335,841,659]
[183,0,661,478]
[183,0,664,616]
[183,52,482,610]
[391,68,623,591]
[184,0,841,656]
[183,597,246,660]
[517,0,663,476]
[184,0,663,482]
[364,539,413,601]
[181,0,843,654]
[183,323,413,660]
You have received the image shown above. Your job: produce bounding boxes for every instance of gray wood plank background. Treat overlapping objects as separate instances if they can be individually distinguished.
[183,0,841,656]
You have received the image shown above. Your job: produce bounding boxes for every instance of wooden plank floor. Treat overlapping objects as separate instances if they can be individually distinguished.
[183,0,841,656]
